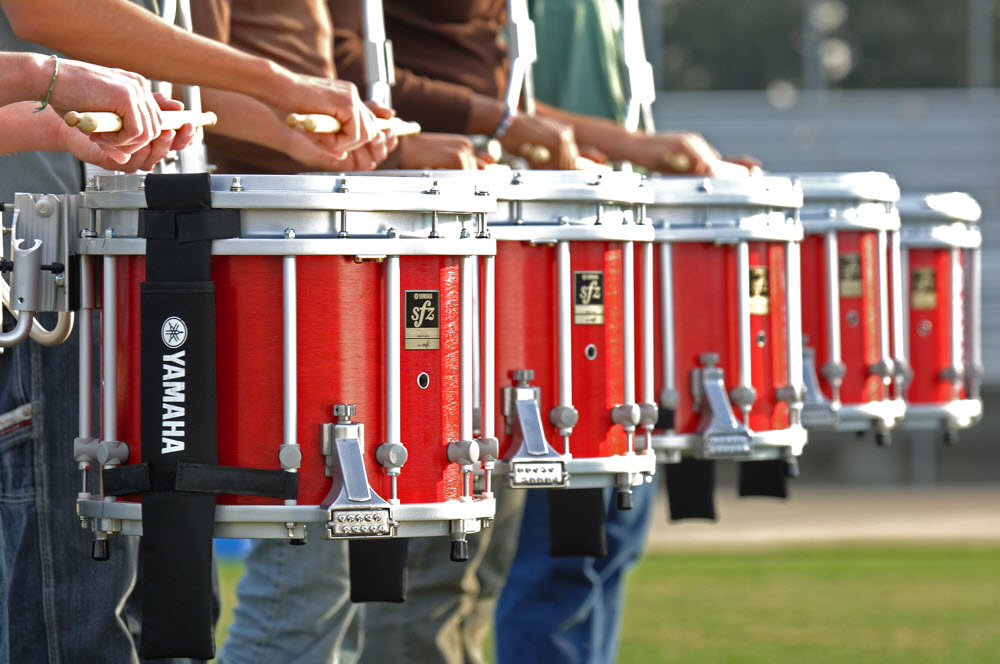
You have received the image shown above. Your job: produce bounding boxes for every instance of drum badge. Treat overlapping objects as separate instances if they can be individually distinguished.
[838,253,863,298]
[404,290,440,350]
[161,316,188,348]
[748,266,770,316]
[573,271,604,325]
[911,268,938,311]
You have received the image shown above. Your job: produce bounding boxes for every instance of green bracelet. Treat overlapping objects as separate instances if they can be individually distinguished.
[34,54,58,113]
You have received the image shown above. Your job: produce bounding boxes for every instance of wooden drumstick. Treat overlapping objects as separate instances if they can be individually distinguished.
[285,113,422,137]
[64,110,218,133]
[518,142,552,164]
[658,151,752,177]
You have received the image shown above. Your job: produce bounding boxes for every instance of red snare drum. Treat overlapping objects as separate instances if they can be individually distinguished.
[645,176,806,463]
[68,173,496,542]
[897,192,983,442]
[485,170,656,500]
[796,173,906,443]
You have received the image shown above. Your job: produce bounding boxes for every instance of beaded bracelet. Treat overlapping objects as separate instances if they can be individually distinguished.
[34,54,58,113]
[490,107,517,140]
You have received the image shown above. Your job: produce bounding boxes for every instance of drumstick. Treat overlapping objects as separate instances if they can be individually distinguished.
[285,113,422,137]
[64,110,218,133]
[658,152,752,178]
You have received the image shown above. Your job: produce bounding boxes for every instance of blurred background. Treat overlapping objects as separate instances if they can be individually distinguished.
[640,0,1000,487]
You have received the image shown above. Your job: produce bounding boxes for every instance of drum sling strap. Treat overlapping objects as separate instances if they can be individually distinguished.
[665,457,717,521]
[547,488,608,557]
[738,459,790,498]
[101,173,296,659]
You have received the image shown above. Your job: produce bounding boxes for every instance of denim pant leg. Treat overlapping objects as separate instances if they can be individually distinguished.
[495,480,655,664]
[358,482,525,664]
[1,323,141,664]
[217,538,362,664]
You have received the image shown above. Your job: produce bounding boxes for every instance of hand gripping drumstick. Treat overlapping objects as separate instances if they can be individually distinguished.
[64,110,218,133]
[285,113,422,137]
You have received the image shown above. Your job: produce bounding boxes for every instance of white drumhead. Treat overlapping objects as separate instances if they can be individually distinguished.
[897,192,982,224]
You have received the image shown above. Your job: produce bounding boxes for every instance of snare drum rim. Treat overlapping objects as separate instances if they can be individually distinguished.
[898,192,982,249]
[83,173,497,214]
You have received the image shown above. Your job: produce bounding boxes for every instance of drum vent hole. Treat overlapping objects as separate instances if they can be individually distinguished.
[584,344,598,361]
[417,372,430,389]
[755,331,767,348]
[846,311,859,327]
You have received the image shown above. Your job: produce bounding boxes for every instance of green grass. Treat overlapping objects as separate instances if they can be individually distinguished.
[216,544,1000,663]
[619,544,1000,663]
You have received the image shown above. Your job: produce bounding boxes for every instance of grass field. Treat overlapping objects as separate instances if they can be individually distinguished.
[216,543,1000,662]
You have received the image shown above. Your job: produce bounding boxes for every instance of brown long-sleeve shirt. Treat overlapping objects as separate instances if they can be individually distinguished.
[191,0,335,174]
[330,0,508,134]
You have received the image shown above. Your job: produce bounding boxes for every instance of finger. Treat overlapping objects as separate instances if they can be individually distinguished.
[153,91,185,112]
[364,100,395,120]
[171,123,196,152]
[144,129,176,169]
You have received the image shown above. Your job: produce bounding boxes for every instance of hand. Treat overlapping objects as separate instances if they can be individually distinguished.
[278,74,379,159]
[627,131,753,176]
[396,133,477,170]
[55,106,195,172]
[48,57,164,164]
[501,114,579,170]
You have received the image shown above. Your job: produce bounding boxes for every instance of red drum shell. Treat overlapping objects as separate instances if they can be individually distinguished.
[647,241,790,434]
[112,254,464,506]
[905,248,965,404]
[800,231,888,404]
[491,240,627,460]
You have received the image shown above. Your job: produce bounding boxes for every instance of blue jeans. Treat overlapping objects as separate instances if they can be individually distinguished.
[0,318,140,663]
[217,538,362,664]
[494,480,655,664]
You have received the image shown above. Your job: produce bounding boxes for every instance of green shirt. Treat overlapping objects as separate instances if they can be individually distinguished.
[528,0,626,122]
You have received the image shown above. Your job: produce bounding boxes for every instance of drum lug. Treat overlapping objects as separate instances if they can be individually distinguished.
[506,396,567,488]
[800,347,839,428]
[691,354,753,459]
[319,408,392,537]
[502,369,542,435]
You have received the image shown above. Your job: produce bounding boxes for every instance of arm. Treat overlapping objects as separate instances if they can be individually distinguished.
[536,100,749,175]
[0,102,193,171]
[200,88,391,172]
[2,0,377,155]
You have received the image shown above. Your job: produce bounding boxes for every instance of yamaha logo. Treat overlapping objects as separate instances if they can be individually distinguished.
[161,316,188,348]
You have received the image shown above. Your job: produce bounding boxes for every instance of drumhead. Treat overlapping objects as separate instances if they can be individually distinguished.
[647,174,802,210]
[794,172,900,204]
[897,192,982,249]
[792,172,900,232]
[897,192,982,224]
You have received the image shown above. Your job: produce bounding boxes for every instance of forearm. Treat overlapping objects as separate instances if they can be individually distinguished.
[0,52,55,107]
[200,88,292,154]
[2,0,295,109]
[0,103,73,155]
[535,100,637,160]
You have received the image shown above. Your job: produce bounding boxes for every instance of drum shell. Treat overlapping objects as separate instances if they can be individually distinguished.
[904,247,966,404]
[646,240,791,434]
[111,254,464,506]
[800,230,888,404]
[491,239,627,460]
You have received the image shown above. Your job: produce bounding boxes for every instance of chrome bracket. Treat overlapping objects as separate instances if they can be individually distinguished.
[691,353,752,458]
[320,412,391,537]
[506,395,566,488]
[800,347,839,428]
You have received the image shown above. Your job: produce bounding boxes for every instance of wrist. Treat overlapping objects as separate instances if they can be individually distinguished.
[0,53,48,105]
[465,95,506,136]
[255,59,299,111]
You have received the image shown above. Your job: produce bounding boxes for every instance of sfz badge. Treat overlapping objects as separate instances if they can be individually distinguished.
[574,271,604,325]
[404,290,440,350]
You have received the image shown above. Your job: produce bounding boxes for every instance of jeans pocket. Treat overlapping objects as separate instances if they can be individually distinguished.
[0,420,35,503]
